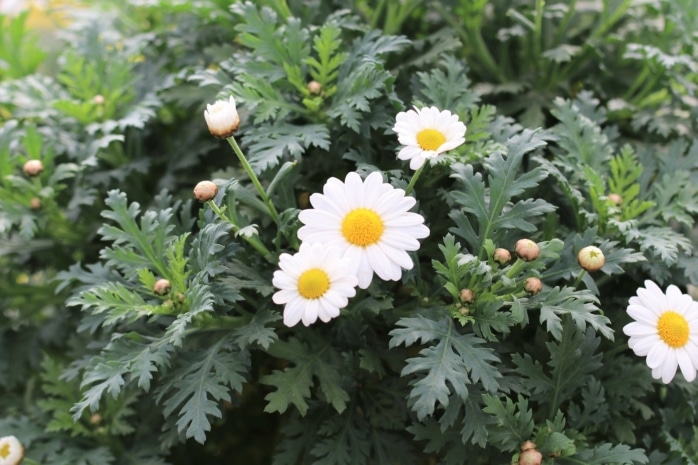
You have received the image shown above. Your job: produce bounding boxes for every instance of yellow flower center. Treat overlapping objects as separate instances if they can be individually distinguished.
[0,443,9,459]
[297,268,330,299]
[416,128,446,151]
[657,311,690,348]
[341,208,384,246]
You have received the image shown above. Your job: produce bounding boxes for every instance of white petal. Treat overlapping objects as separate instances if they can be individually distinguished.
[677,349,697,381]
[646,341,669,369]
[660,351,678,383]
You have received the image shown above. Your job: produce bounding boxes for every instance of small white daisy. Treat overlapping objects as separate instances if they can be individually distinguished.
[392,106,467,170]
[0,435,24,465]
[297,171,430,289]
[623,280,698,383]
[272,242,358,327]
[204,96,240,138]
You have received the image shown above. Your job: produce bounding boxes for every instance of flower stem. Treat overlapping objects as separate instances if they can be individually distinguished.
[207,200,274,260]
[405,165,426,196]
[572,269,587,289]
[227,136,280,224]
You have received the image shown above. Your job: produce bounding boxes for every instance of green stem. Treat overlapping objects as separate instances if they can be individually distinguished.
[405,165,426,196]
[572,269,587,289]
[552,0,577,46]
[227,136,280,225]
[207,200,274,260]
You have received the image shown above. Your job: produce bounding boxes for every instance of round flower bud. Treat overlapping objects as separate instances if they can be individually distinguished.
[193,181,218,202]
[607,193,622,205]
[29,197,41,210]
[577,246,605,272]
[515,239,539,261]
[90,413,103,425]
[519,448,543,465]
[204,96,240,138]
[524,277,542,296]
[520,440,537,452]
[93,94,105,105]
[23,159,44,177]
[494,248,512,265]
[459,288,475,304]
[153,279,171,295]
[307,80,322,95]
[459,306,470,316]
[0,435,24,465]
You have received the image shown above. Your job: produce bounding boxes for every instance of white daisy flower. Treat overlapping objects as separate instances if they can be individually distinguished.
[297,171,430,289]
[0,435,24,465]
[392,106,467,170]
[204,96,240,138]
[272,242,358,327]
[623,280,698,383]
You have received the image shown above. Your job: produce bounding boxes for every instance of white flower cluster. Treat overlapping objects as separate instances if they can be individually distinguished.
[272,106,466,327]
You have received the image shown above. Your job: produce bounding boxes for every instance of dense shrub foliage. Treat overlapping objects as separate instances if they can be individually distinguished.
[2,0,698,464]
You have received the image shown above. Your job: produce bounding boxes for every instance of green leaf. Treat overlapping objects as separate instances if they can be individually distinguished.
[560,443,648,465]
[389,314,501,419]
[156,334,249,444]
[243,122,330,173]
[534,286,613,340]
[450,129,554,255]
[482,394,535,451]
[262,337,350,415]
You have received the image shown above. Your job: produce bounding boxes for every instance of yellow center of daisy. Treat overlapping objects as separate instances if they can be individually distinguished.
[657,311,690,348]
[0,443,9,459]
[416,128,446,151]
[297,268,330,299]
[341,208,384,246]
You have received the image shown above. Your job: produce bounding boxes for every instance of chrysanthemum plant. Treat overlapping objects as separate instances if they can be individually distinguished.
[2,1,698,464]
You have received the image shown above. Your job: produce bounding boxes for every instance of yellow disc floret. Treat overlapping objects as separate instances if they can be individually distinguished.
[0,442,9,458]
[657,311,690,348]
[416,128,446,151]
[341,208,385,246]
[297,268,330,299]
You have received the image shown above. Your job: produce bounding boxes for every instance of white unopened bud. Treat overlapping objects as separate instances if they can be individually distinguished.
[577,246,605,272]
[153,279,171,295]
[494,248,511,265]
[193,181,218,202]
[23,159,43,177]
[524,277,542,296]
[204,96,240,138]
[515,239,539,261]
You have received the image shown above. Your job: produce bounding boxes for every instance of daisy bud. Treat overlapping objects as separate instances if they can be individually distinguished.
[524,277,542,296]
[23,159,43,177]
[307,80,322,95]
[93,94,105,105]
[90,413,103,425]
[459,306,470,316]
[519,448,543,465]
[153,279,171,295]
[29,197,41,210]
[520,441,537,452]
[607,193,622,205]
[577,246,605,272]
[494,248,511,265]
[193,181,218,202]
[204,96,240,138]
[515,239,539,261]
[0,435,24,465]
[459,288,474,304]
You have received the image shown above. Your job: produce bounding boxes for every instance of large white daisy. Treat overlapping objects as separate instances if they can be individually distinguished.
[0,435,24,465]
[623,280,698,383]
[392,106,467,170]
[297,171,429,289]
[272,242,358,327]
